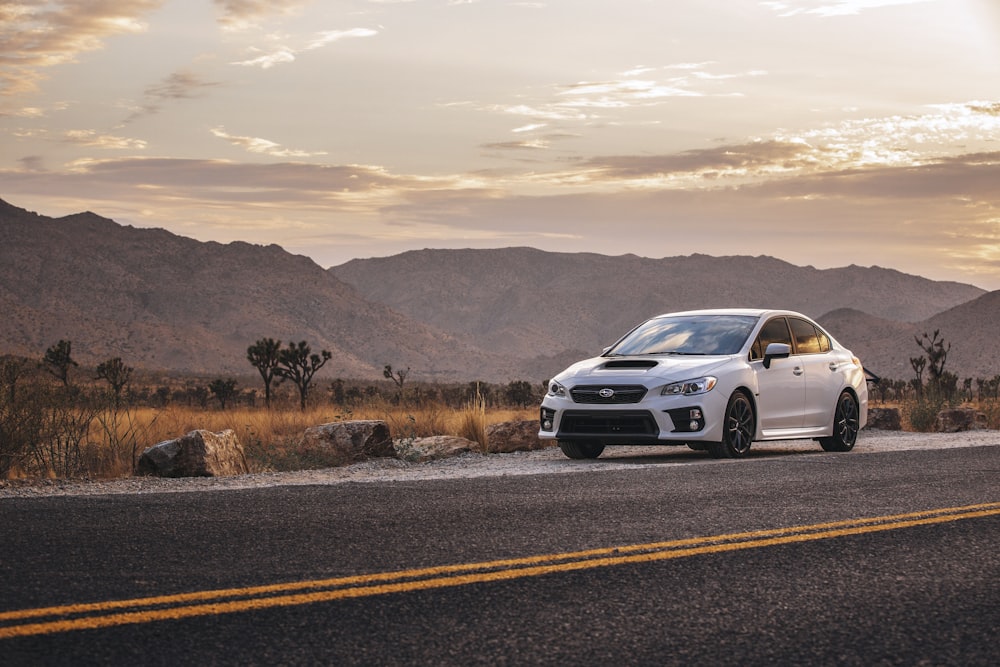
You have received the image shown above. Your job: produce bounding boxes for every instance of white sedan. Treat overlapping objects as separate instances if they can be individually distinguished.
[539,309,868,459]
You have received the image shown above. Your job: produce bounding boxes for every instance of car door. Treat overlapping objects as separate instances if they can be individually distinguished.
[750,317,805,431]
[789,317,842,429]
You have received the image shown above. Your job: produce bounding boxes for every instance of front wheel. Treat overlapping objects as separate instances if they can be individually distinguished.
[819,391,859,452]
[559,441,605,459]
[707,392,755,459]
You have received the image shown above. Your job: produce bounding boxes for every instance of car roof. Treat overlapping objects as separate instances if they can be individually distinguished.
[650,308,805,319]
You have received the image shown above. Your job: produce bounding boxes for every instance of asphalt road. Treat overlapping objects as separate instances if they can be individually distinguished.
[2,445,998,666]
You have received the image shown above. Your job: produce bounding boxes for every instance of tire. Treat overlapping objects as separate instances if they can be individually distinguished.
[558,441,605,459]
[819,391,859,452]
[707,391,755,459]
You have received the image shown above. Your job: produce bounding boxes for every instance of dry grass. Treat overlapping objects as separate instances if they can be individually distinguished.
[77,402,535,475]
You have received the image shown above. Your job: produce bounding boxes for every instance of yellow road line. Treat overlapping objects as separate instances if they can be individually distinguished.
[2,502,998,639]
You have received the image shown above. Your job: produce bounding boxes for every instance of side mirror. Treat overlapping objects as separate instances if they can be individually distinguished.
[763,342,791,369]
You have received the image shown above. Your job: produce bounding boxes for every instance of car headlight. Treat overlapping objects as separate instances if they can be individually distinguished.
[548,380,567,397]
[661,376,717,396]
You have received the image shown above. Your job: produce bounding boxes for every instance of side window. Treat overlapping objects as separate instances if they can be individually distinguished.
[789,317,821,354]
[750,317,792,360]
[816,329,831,352]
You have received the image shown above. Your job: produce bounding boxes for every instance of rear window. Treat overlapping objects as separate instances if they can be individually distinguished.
[789,317,831,354]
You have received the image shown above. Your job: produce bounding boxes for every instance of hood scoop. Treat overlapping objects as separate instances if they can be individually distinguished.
[602,359,658,369]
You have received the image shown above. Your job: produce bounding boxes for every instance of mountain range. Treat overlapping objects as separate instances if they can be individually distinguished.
[1,198,996,383]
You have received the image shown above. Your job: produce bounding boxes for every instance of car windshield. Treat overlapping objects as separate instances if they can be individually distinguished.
[607,314,759,356]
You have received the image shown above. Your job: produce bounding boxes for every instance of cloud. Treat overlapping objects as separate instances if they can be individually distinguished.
[481,140,549,151]
[306,28,379,50]
[231,27,378,69]
[230,48,297,69]
[211,127,328,158]
[562,100,1000,187]
[8,127,146,150]
[213,0,311,32]
[6,155,450,198]
[554,63,766,107]
[512,124,547,133]
[761,0,933,18]
[755,152,1000,201]
[579,141,818,180]
[62,130,147,150]
[475,64,768,127]
[0,0,164,97]
[18,156,45,172]
[122,70,222,123]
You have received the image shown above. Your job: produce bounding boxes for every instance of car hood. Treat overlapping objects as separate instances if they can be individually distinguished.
[554,355,734,385]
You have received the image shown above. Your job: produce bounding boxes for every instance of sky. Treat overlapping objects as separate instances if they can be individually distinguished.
[2,0,999,288]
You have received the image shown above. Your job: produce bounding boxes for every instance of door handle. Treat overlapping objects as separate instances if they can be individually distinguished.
[793,367,803,376]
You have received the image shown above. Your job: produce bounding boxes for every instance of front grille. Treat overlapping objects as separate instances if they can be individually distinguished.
[559,410,658,436]
[570,384,647,404]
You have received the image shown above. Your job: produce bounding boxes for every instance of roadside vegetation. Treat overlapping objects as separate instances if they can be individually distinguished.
[1,338,541,480]
[868,330,1000,431]
[3,332,997,480]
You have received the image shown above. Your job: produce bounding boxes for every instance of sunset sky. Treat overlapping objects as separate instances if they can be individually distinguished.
[2,0,999,287]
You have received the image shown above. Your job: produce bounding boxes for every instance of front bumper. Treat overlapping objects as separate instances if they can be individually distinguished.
[539,390,729,444]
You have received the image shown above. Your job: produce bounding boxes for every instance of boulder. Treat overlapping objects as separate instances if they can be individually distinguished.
[934,408,987,432]
[486,419,552,453]
[867,407,902,431]
[298,420,394,467]
[395,435,476,462]
[137,429,248,478]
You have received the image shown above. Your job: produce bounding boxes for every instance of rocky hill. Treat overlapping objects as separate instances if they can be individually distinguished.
[0,199,511,380]
[332,248,990,380]
[821,291,1000,382]
[2,198,995,383]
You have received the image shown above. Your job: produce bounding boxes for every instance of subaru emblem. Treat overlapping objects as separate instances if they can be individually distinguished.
[599,388,615,398]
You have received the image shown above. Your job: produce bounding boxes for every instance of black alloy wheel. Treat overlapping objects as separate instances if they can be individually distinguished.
[707,391,755,459]
[819,391,860,452]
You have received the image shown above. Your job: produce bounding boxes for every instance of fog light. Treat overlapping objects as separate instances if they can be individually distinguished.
[540,407,556,432]
[690,408,702,420]
[689,420,699,430]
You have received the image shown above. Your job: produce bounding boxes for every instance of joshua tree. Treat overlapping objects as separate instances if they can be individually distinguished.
[914,330,950,389]
[96,357,133,404]
[247,338,281,408]
[209,378,239,410]
[909,355,926,396]
[42,340,78,387]
[383,364,410,401]
[275,341,332,410]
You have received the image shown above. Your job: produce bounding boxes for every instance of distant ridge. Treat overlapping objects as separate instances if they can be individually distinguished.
[332,248,990,379]
[1,198,996,382]
[0,198,509,380]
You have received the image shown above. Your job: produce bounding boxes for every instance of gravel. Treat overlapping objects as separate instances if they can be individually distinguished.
[2,430,998,499]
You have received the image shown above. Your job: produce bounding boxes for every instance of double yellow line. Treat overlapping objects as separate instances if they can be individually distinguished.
[3,502,999,639]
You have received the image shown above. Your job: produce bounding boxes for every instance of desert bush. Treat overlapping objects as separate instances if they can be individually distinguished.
[903,395,947,432]
[0,357,47,477]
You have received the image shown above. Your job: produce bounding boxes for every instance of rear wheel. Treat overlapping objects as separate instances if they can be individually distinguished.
[558,441,605,459]
[707,392,755,459]
[819,391,859,452]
